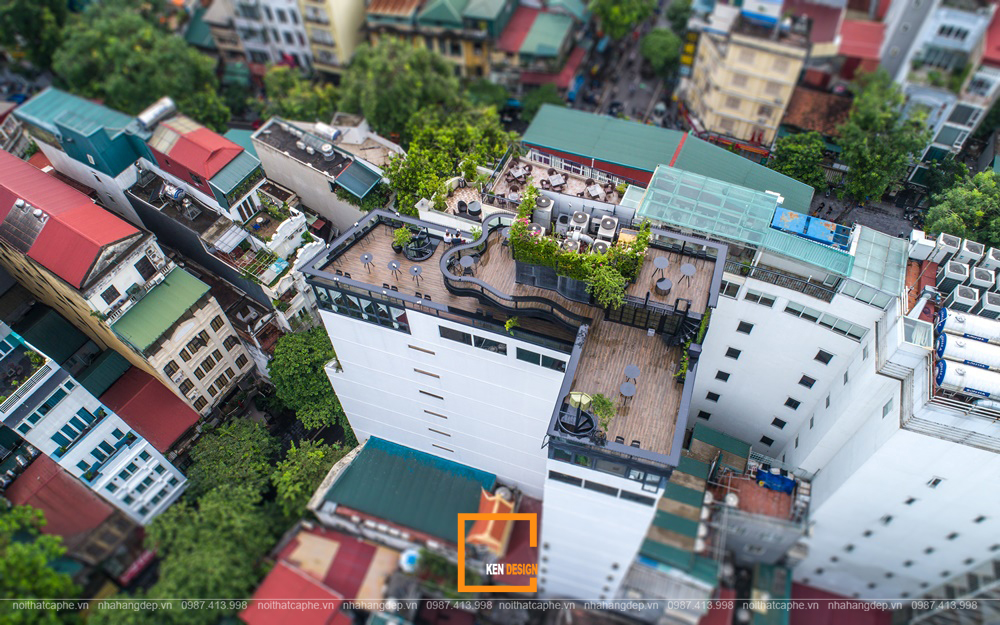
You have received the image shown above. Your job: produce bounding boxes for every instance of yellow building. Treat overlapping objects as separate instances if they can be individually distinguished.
[299,0,367,76]
[686,11,809,148]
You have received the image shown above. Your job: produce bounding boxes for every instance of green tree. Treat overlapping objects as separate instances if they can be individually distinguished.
[640,28,682,77]
[257,65,338,121]
[925,171,1000,247]
[0,0,67,70]
[666,0,693,36]
[589,0,655,40]
[185,418,280,499]
[52,7,229,131]
[269,328,355,442]
[923,156,969,199]
[466,79,509,109]
[522,84,565,122]
[0,506,78,625]
[339,39,462,144]
[271,440,348,517]
[836,69,932,201]
[769,131,828,191]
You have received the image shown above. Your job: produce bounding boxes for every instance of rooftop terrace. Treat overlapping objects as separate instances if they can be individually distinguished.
[303,209,724,465]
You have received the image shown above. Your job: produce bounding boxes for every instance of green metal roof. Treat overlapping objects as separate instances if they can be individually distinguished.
[547,0,587,20]
[211,151,260,195]
[637,165,854,275]
[850,226,908,295]
[14,307,88,366]
[752,564,792,625]
[463,0,507,19]
[652,510,699,537]
[184,6,216,49]
[15,87,133,137]
[523,105,684,173]
[223,129,258,159]
[676,456,710,480]
[691,423,751,459]
[672,133,814,214]
[520,12,574,57]
[663,482,705,508]
[418,0,468,25]
[77,349,131,398]
[337,161,381,198]
[323,437,496,543]
[112,268,210,353]
[640,540,693,570]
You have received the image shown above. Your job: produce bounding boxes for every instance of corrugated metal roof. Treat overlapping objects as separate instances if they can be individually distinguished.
[210,150,261,195]
[0,150,140,289]
[323,437,495,543]
[523,105,684,174]
[336,161,381,199]
[77,349,131,398]
[663,482,705,508]
[849,226,907,295]
[241,562,347,625]
[676,456,710,480]
[111,268,210,353]
[184,6,216,49]
[547,0,587,20]
[652,509,699,537]
[13,306,88,366]
[520,12,573,56]
[498,5,538,52]
[150,115,243,180]
[463,0,507,19]
[99,367,200,453]
[14,87,133,137]
[691,423,751,459]
[223,128,258,158]
[418,0,468,24]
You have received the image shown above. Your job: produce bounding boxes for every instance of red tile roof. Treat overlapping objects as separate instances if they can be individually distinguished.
[157,117,243,180]
[791,583,893,625]
[0,150,139,289]
[783,87,853,136]
[839,20,884,60]
[984,7,1000,68]
[367,0,422,16]
[783,0,842,44]
[275,525,377,599]
[4,455,114,551]
[498,6,539,53]
[240,562,351,625]
[99,367,199,453]
[521,46,587,89]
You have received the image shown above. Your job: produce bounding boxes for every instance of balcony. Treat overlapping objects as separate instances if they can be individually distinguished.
[304,13,331,25]
[103,262,176,323]
[81,431,138,485]
[53,408,110,460]
[724,260,836,303]
[0,345,50,413]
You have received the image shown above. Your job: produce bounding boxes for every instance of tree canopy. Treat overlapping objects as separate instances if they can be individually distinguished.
[52,5,229,131]
[769,131,828,191]
[0,0,68,70]
[339,39,463,145]
[255,66,338,121]
[836,69,931,201]
[522,84,565,122]
[922,157,969,199]
[589,0,655,40]
[466,79,509,110]
[640,28,682,77]
[666,0,693,35]
[0,506,78,625]
[269,328,355,442]
[271,440,347,517]
[185,418,280,499]
[924,171,1000,247]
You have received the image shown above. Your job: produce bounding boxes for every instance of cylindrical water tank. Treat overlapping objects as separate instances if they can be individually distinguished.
[936,308,1000,345]
[935,360,1000,398]
[936,333,1000,372]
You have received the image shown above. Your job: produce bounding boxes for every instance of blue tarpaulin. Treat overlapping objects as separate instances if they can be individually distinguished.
[755,469,796,494]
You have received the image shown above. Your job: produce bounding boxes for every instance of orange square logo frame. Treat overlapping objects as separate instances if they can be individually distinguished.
[457,513,538,593]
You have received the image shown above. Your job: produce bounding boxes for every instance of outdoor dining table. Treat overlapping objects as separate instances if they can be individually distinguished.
[510,165,527,179]
[587,184,603,198]
[548,174,566,187]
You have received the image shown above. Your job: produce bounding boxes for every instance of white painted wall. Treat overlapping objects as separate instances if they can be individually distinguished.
[316,305,568,498]
[33,142,142,225]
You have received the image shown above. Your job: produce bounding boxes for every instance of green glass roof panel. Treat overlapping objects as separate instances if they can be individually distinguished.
[337,161,381,198]
[112,268,210,352]
[850,226,908,295]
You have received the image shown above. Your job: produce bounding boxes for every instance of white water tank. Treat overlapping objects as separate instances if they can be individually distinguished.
[936,308,1000,345]
[980,247,1000,272]
[314,122,341,142]
[944,285,979,312]
[935,360,1000,398]
[973,292,1000,320]
[909,230,935,261]
[937,333,1000,372]
[937,261,969,294]
[136,96,177,131]
[931,233,962,264]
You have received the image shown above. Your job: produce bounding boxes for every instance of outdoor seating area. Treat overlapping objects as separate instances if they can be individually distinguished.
[490,156,628,206]
[245,209,282,240]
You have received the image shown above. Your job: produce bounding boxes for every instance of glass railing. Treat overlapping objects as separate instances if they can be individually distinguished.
[724,260,836,303]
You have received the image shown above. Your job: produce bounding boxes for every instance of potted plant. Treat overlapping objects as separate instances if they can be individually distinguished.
[392,227,412,253]
[505,316,520,334]
[592,393,615,433]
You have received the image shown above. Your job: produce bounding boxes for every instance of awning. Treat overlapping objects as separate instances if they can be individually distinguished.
[211,223,250,253]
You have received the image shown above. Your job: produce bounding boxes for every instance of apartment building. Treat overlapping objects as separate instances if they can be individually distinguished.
[0,322,186,524]
[685,5,810,152]
[300,0,366,75]
[0,150,254,416]
[14,89,319,337]
[878,0,1000,184]
[204,0,313,69]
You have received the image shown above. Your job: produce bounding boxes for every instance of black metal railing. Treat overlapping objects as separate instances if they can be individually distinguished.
[724,260,836,303]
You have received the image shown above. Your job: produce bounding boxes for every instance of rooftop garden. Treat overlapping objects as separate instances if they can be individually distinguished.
[0,346,45,403]
[508,186,652,309]
[909,58,971,94]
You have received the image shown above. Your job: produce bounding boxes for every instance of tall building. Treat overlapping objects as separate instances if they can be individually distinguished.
[299,0,366,76]
[204,0,313,69]
[0,150,255,416]
[0,322,186,524]
[684,5,810,152]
